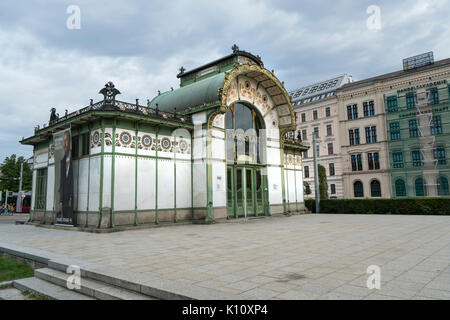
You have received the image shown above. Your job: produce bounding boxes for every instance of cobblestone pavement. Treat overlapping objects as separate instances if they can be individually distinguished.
[1,214,450,300]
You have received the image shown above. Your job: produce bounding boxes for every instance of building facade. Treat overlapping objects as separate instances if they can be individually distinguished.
[290,75,352,199]
[21,48,308,229]
[338,56,450,199]
[384,61,450,198]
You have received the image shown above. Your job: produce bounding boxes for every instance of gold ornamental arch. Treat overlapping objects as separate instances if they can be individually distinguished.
[209,62,297,141]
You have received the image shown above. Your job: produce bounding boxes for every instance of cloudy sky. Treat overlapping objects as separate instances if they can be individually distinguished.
[0,0,449,161]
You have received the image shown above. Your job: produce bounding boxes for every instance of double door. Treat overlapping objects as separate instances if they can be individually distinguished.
[226,166,266,218]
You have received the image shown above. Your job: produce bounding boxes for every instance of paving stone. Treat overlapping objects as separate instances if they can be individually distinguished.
[2,214,450,300]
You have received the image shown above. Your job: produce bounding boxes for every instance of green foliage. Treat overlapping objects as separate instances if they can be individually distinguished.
[318,164,328,200]
[0,256,34,282]
[304,198,450,215]
[0,154,32,192]
[303,181,312,195]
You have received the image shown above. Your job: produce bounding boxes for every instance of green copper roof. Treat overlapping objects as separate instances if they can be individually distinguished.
[149,72,225,113]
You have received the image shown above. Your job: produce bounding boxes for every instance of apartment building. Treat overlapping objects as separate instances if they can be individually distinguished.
[290,75,353,198]
[338,53,450,198]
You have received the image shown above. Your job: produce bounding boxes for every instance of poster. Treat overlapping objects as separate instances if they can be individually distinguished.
[53,128,74,225]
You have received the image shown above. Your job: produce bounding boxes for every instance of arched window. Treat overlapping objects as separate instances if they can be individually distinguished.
[395,179,406,197]
[225,103,263,164]
[437,176,449,196]
[370,180,381,197]
[354,181,364,198]
[415,178,426,197]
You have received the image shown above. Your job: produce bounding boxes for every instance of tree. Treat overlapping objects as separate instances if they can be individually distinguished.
[318,164,329,200]
[303,181,312,195]
[0,154,32,192]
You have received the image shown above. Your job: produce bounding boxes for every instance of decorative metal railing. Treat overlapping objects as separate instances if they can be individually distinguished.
[37,100,191,133]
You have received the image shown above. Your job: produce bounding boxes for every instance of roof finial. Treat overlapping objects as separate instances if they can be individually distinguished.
[179,66,185,74]
[232,44,239,53]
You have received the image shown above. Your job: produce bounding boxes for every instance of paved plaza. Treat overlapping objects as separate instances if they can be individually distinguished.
[1,214,450,299]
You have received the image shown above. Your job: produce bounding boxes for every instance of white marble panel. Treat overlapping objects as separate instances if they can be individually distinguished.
[114,156,135,211]
[137,157,156,210]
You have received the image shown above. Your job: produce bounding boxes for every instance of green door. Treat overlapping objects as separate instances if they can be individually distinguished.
[226,166,234,217]
[235,167,245,217]
[246,168,255,216]
[227,165,268,218]
[255,169,264,215]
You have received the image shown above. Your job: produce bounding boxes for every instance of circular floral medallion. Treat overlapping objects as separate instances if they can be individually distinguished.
[178,139,188,152]
[92,131,100,144]
[120,131,132,145]
[142,135,152,148]
[161,137,171,150]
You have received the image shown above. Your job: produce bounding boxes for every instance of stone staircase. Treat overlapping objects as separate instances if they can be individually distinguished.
[1,243,241,300]
[13,267,156,300]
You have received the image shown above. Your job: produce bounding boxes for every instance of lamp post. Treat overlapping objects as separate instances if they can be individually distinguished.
[312,133,320,213]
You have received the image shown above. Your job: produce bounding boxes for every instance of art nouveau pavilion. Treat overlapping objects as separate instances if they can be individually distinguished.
[21,47,308,229]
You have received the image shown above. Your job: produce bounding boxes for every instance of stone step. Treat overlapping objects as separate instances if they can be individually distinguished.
[35,268,155,300]
[13,277,94,300]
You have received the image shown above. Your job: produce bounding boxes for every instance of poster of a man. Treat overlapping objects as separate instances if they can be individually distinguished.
[55,129,74,225]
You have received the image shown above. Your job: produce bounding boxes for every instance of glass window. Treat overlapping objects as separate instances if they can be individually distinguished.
[352,104,358,119]
[354,129,360,145]
[365,127,371,144]
[349,130,355,145]
[387,96,398,112]
[313,110,318,120]
[351,155,357,171]
[374,152,380,170]
[328,143,333,155]
[35,168,47,210]
[302,129,307,141]
[357,154,363,171]
[363,102,369,117]
[412,150,423,167]
[225,103,263,164]
[395,179,406,197]
[331,184,336,195]
[370,180,381,197]
[393,152,404,168]
[354,181,364,197]
[406,92,415,109]
[415,178,426,197]
[326,107,331,117]
[329,163,335,176]
[326,124,332,136]
[371,127,377,143]
[368,153,374,170]
[304,166,309,178]
[314,127,319,138]
[71,136,79,159]
[437,176,449,196]
[301,113,306,122]
[390,122,401,140]
[432,115,442,135]
[429,87,439,105]
[409,120,420,137]
[81,133,90,156]
[434,147,446,165]
[369,101,375,116]
[303,151,308,159]
[347,106,353,120]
